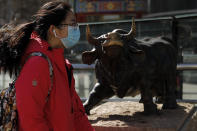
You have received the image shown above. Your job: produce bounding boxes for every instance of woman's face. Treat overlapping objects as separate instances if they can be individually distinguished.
[57,11,77,38]
[49,11,77,48]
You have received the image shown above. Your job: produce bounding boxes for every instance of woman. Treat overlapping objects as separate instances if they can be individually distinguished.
[0,1,94,131]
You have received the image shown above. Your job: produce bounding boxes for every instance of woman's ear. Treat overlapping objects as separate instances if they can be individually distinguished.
[48,25,56,37]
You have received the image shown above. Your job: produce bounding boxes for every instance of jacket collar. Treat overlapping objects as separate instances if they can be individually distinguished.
[30,31,64,53]
[22,32,68,75]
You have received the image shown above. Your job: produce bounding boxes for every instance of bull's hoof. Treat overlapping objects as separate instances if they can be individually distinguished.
[85,108,91,115]
[86,110,90,115]
[155,96,163,104]
[139,98,144,103]
[143,103,158,115]
[84,105,91,115]
[162,98,177,109]
[162,101,178,109]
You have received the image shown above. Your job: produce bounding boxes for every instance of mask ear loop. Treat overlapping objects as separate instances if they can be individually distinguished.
[53,29,57,37]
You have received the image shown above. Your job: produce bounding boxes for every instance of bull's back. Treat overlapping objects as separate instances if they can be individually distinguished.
[138,37,177,74]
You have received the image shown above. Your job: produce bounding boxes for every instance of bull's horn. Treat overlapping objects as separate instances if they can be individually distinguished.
[86,25,100,45]
[126,17,136,39]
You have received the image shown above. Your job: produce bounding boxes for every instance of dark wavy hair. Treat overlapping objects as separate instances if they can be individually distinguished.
[0,1,71,77]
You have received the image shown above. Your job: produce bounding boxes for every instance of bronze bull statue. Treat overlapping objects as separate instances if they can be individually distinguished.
[82,18,178,115]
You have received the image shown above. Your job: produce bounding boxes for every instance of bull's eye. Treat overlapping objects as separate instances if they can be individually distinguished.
[99,39,105,43]
[104,40,107,43]
[103,39,109,44]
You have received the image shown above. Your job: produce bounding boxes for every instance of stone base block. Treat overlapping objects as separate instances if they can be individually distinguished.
[88,101,197,131]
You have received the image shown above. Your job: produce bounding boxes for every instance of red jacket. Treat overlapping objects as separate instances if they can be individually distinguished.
[15,32,94,131]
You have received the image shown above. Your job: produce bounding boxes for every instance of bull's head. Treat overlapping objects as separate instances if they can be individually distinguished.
[82,18,143,65]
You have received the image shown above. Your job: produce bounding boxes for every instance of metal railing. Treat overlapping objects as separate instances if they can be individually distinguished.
[73,63,197,71]
[177,64,197,70]
[75,63,197,102]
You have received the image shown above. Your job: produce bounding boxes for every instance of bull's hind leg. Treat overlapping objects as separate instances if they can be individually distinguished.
[83,83,114,115]
[162,74,178,109]
[140,81,158,115]
[142,95,158,115]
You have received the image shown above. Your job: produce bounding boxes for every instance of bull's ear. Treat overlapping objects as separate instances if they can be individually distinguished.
[82,50,97,65]
[128,45,143,54]
[128,45,145,63]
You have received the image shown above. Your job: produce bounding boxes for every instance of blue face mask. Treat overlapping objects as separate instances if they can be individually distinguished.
[53,25,80,48]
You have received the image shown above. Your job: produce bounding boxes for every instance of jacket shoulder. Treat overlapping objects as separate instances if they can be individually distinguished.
[21,56,50,76]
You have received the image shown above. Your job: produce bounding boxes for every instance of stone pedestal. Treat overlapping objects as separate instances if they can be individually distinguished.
[88,101,197,131]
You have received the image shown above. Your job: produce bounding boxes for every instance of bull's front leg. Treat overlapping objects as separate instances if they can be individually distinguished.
[140,81,158,115]
[83,83,114,115]
[115,71,132,98]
